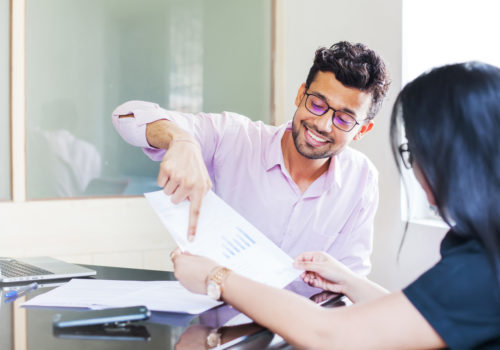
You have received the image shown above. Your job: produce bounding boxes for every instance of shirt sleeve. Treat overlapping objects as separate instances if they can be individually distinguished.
[328,168,379,276]
[111,100,170,161]
[403,239,500,350]
[111,100,234,165]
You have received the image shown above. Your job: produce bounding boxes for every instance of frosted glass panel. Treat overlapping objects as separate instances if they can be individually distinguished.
[0,0,10,200]
[26,0,271,199]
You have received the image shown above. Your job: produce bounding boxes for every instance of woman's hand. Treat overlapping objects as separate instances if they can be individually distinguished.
[293,251,355,295]
[171,249,219,295]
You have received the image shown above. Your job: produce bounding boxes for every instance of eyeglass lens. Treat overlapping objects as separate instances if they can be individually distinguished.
[399,143,413,169]
[305,94,357,131]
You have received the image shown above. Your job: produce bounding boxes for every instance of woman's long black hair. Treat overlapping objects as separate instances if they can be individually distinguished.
[390,62,500,284]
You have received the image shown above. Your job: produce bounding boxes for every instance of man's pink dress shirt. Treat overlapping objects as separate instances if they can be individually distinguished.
[112,100,378,275]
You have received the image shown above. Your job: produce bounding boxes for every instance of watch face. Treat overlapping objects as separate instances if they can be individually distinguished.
[207,281,221,300]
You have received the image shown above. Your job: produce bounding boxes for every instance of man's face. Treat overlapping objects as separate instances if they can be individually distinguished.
[291,71,373,159]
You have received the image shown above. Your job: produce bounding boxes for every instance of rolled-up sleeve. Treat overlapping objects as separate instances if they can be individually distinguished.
[111,100,236,164]
[111,100,174,161]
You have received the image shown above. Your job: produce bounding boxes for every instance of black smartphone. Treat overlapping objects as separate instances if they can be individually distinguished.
[53,306,150,328]
[53,324,151,341]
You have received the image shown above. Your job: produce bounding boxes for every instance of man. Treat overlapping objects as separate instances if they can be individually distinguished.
[112,41,390,275]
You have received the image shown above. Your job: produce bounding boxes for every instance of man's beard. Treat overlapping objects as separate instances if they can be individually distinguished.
[291,119,336,160]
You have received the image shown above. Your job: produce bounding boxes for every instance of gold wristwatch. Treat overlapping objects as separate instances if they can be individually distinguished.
[206,266,231,301]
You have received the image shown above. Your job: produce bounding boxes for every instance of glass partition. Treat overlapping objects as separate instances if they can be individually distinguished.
[26,0,271,199]
[0,0,10,200]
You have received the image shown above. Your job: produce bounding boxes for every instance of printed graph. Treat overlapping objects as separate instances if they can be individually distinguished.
[221,227,256,259]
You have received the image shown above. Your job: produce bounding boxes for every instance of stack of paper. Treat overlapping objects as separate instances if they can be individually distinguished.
[23,279,221,314]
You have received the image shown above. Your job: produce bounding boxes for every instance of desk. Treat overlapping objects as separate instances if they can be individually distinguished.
[0,265,346,350]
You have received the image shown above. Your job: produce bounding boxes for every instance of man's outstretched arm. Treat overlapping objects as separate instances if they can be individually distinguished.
[112,103,212,241]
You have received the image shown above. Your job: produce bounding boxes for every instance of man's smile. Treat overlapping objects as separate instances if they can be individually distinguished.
[304,126,331,147]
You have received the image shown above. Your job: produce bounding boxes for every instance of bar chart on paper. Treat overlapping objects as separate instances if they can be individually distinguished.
[144,190,301,289]
[221,228,256,259]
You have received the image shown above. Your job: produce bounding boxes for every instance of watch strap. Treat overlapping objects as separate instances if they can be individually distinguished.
[207,266,231,301]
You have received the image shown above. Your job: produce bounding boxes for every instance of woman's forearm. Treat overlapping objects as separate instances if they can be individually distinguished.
[221,274,444,350]
[172,253,445,350]
[218,271,389,347]
[342,274,389,303]
[221,272,336,349]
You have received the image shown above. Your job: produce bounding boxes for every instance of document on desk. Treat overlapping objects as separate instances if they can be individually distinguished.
[22,279,222,314]
[144,190,301,289]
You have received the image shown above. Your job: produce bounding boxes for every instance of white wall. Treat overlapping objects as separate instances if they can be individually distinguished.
[280,0,447,290]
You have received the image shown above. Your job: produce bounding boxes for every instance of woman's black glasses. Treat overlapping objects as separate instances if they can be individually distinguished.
[398,143,413,169]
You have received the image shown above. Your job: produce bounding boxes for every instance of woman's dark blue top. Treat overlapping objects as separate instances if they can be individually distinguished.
[403,231,500,349]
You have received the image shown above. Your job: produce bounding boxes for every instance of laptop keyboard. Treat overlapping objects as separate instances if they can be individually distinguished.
[0,260,53,278]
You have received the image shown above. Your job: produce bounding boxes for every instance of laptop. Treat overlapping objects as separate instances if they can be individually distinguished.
[0,256,96,283]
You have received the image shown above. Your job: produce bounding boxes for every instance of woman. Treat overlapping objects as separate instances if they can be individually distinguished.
[172,62,500,349]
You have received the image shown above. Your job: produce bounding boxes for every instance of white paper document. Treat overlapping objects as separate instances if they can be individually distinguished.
[22,279,222,314]
[144,190,301,289]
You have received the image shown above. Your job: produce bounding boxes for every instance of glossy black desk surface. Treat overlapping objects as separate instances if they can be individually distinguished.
[0,265,346,350]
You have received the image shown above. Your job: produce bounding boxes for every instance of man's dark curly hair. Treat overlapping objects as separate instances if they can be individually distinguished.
[305,41,390,120]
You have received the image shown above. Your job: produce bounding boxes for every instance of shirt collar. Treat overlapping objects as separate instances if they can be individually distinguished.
[300,154,342,198]
[262,122,290,171]
[327,153,342,188]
